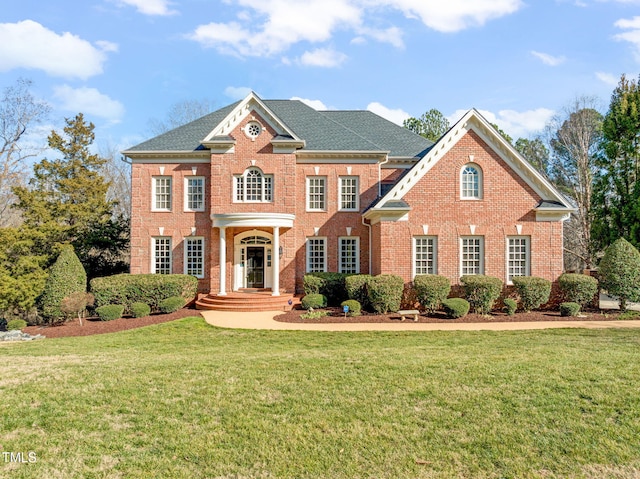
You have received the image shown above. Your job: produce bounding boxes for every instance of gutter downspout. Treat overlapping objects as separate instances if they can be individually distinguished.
[364,154,389,275]
[362,215,372,275]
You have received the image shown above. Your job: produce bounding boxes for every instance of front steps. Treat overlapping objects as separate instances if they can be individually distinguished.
[195,289,300,312]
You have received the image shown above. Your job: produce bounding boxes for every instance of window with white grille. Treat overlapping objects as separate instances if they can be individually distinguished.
[461,165,482,199]
[152,237,172,274]
[185,177,204,211]
[306,237,326,272]
[307,176,326,211]
[339,237,359,274]
[461,237,484,276]
[152,176,172,211]
[185,237,204,278]
[508,237,530,283]
[414,236,437,276]
[234,168,272,202]
[339,176,358,211]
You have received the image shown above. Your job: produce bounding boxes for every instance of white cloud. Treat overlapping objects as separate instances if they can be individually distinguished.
[0,20,112,79]
[113,0,177,16]
[367,102,410,125]
[187,0,523,59]
[299,48,348,67]
[615,16,640,60]
[291,97,329,110]
[53,85,125,123]
[531,50,566,66]
[449,107,555,139]
[224,86,253,100]
[596,71,619,86]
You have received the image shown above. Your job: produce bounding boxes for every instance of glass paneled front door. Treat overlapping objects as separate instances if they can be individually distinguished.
[246,247,264,288]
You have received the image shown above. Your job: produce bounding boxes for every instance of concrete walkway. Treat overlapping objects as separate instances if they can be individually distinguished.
[200,310,640,332]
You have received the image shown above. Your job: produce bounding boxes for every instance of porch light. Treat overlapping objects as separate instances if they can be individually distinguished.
[279,246,283,258]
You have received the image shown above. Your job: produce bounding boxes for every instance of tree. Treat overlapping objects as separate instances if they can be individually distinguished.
[598,238,640,311]
[98,142,131,220]
[491,123,513,144]
[546,97,603,269]
[403,109,450,142]
[148,99,216,135]
[0,78,50,226]
[515,137,549,174]
[592,75,640,251]
[12,113,129,277]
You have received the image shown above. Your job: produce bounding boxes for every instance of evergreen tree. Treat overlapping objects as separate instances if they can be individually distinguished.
[403,109,450,142]
[598,238,640,311]
[592,75,640,250]
[12,113,129,277]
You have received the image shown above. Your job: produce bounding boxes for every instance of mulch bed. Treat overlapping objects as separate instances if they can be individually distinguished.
[23,308,201,339]
[274,307,624,324]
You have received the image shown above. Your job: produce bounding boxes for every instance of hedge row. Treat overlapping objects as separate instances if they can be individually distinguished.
[90,274,198,312]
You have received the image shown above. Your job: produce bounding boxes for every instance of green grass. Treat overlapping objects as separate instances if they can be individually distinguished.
[1,317,640,478]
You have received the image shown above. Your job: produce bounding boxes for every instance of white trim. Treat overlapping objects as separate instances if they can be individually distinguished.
[184,176,205,212]
[460,163,483,200]
[306,176,327,212]
[151,176,172,212]
[306,236,327,273]
[506,236,531,284]
[338,236,360,274]
[412,236,438,278]
[127,156,211,163]
[184,236,205,279]
[460,236,484,277]
[212,212,295,228]
[233,167,273,203]
[151,236,172,274]
[338,176,359,211]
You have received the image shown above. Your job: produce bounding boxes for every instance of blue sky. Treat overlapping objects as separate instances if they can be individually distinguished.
[2,0,639,152]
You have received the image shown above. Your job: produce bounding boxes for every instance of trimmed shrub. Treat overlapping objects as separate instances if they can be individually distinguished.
[39,245,87,324]
[300,310,329,320]
[345,274,372,309]
[340,299,361,316]
[7,319,27,330]
[131,302,151,318]
[159,296,186,314]
[95,304,125,321]
[503,298,517,316]
[90,274,197,312]
[60,292,94,326]
[0,318,6,331]
[367,274,404,314]
[559,302,581,317]
[512,276,551,312]
[598,238,640,311]
[558,273,598,307]
[301,293,327,310]
[414,275,451,313]
[460,275,503,315]
[442,298,470,319]
[303,272,351,305]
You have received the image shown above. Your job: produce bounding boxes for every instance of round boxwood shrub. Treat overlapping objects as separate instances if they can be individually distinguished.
[558,273,598,307]
[345,274,372,310]
[7,319,27,330]
[460,275,503,315]
[512,276,551,312]
[96,304,125,321]
[159,296,186,314]
[367,274,404,314]
[598,238,640,311]
[442,298,470,319]
[503,298,517,316]
[340,299,361,317]
[559,302,581,317]
[131,302,151,318]
[413,274,451,313]
[301,293,327,310]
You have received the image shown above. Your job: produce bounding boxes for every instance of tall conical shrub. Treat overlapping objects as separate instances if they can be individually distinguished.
[40,245,87,323]
[598,238,640,311]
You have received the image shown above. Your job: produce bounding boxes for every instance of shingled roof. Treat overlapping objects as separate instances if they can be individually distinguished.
[123,97,433,158]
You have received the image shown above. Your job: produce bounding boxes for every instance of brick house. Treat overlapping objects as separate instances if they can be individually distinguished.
[123,92,573,310]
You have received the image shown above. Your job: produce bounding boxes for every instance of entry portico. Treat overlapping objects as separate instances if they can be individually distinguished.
[212,213,295,297]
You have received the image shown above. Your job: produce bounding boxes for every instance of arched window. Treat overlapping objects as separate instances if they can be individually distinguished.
[461,164,482,199]
[234,167,273,202]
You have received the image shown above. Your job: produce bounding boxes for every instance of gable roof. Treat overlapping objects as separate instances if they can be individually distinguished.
[364,108,575,221]
[123,92,433,158]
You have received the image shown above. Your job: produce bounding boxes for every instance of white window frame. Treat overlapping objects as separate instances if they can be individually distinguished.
[306,176,327,211]
[338,236,360,274]
[184,236,205,279]
[413,236,437,277]
[152,237,172,274]
[184,176,205,212]
[306,237,327,273]
[233,167,273,203]
[152,176,172,211]
[338,176,359,211]
[460,236,484,276]
[506,236,530,284]
[461,164,483,200]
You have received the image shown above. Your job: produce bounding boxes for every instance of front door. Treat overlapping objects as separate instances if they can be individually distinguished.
[246,247,264,288]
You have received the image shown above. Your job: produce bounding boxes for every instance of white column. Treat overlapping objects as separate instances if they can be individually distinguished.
[272,226,280,296]
[218,227,227,296]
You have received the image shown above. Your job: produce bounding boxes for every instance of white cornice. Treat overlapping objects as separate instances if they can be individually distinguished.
[123,150,211,163]
[212,212,295,228]
[296,150,388,163]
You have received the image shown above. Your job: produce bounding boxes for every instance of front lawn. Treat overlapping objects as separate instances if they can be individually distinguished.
[2,317,640,478]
